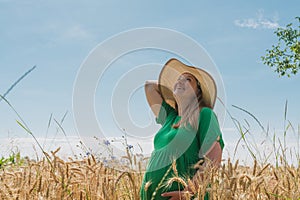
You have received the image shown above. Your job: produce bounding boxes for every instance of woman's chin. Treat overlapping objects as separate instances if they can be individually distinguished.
[173,91,182,96]
[173,93,185,101]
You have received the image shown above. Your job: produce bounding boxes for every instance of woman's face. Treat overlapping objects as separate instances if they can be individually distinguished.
[173,73,199,99]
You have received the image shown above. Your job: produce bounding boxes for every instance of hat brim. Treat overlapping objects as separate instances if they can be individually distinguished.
[158,58,217,109]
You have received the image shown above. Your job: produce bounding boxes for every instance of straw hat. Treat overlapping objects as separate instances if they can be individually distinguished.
[158,58,217,109]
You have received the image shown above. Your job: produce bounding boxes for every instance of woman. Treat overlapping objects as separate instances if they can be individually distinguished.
[140,58,224,200]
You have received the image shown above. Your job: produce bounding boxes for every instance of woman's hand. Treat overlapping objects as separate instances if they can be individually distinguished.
[161,191,192,200]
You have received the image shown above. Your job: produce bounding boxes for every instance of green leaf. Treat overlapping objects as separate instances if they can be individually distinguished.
[261,16,300,77]
[16,120,33,135]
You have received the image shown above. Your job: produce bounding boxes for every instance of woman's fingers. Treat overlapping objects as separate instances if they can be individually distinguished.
[161,190,193,199]
[161,191,181,199]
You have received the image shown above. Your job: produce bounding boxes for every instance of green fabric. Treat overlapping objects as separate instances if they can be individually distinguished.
[140,101,224,200]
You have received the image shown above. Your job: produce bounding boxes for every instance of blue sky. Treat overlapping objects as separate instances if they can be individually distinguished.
[1,1,300,158]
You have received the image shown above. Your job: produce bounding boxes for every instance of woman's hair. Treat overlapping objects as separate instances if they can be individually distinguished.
[173,79,207,130]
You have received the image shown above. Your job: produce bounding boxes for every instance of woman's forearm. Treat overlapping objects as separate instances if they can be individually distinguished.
[187,142,222,194]
[145,80,162,117]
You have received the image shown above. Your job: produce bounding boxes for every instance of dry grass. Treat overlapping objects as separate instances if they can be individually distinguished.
[0,149,299,200]
[0,148,143,200]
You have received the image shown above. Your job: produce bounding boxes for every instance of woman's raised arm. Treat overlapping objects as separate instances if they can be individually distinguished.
[144,80,163,117]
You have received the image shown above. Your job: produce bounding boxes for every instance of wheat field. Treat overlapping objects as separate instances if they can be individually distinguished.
[0,147,299,200]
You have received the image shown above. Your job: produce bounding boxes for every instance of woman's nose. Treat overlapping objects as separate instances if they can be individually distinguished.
[177,77,185,83]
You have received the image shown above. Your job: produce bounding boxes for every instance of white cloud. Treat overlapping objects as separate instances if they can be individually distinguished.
[62,24,93,40]
[234,9,280,29]
[45,23,93,40]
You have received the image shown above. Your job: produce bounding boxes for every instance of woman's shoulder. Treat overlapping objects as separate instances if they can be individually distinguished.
[200,106,214,116]
[199,107,220,128]
[199,107,219,123]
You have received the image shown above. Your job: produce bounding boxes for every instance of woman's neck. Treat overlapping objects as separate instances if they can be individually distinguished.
[176,98,191,116]
[176,98,201,117]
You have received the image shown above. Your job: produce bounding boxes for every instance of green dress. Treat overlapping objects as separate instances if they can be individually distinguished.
[140,101,224,200]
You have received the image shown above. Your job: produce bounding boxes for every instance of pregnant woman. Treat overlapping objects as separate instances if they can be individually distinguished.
[140,58,224,200]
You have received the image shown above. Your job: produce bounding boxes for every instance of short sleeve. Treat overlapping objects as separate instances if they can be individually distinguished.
[155,100,177,125]
[198,107,224,158]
